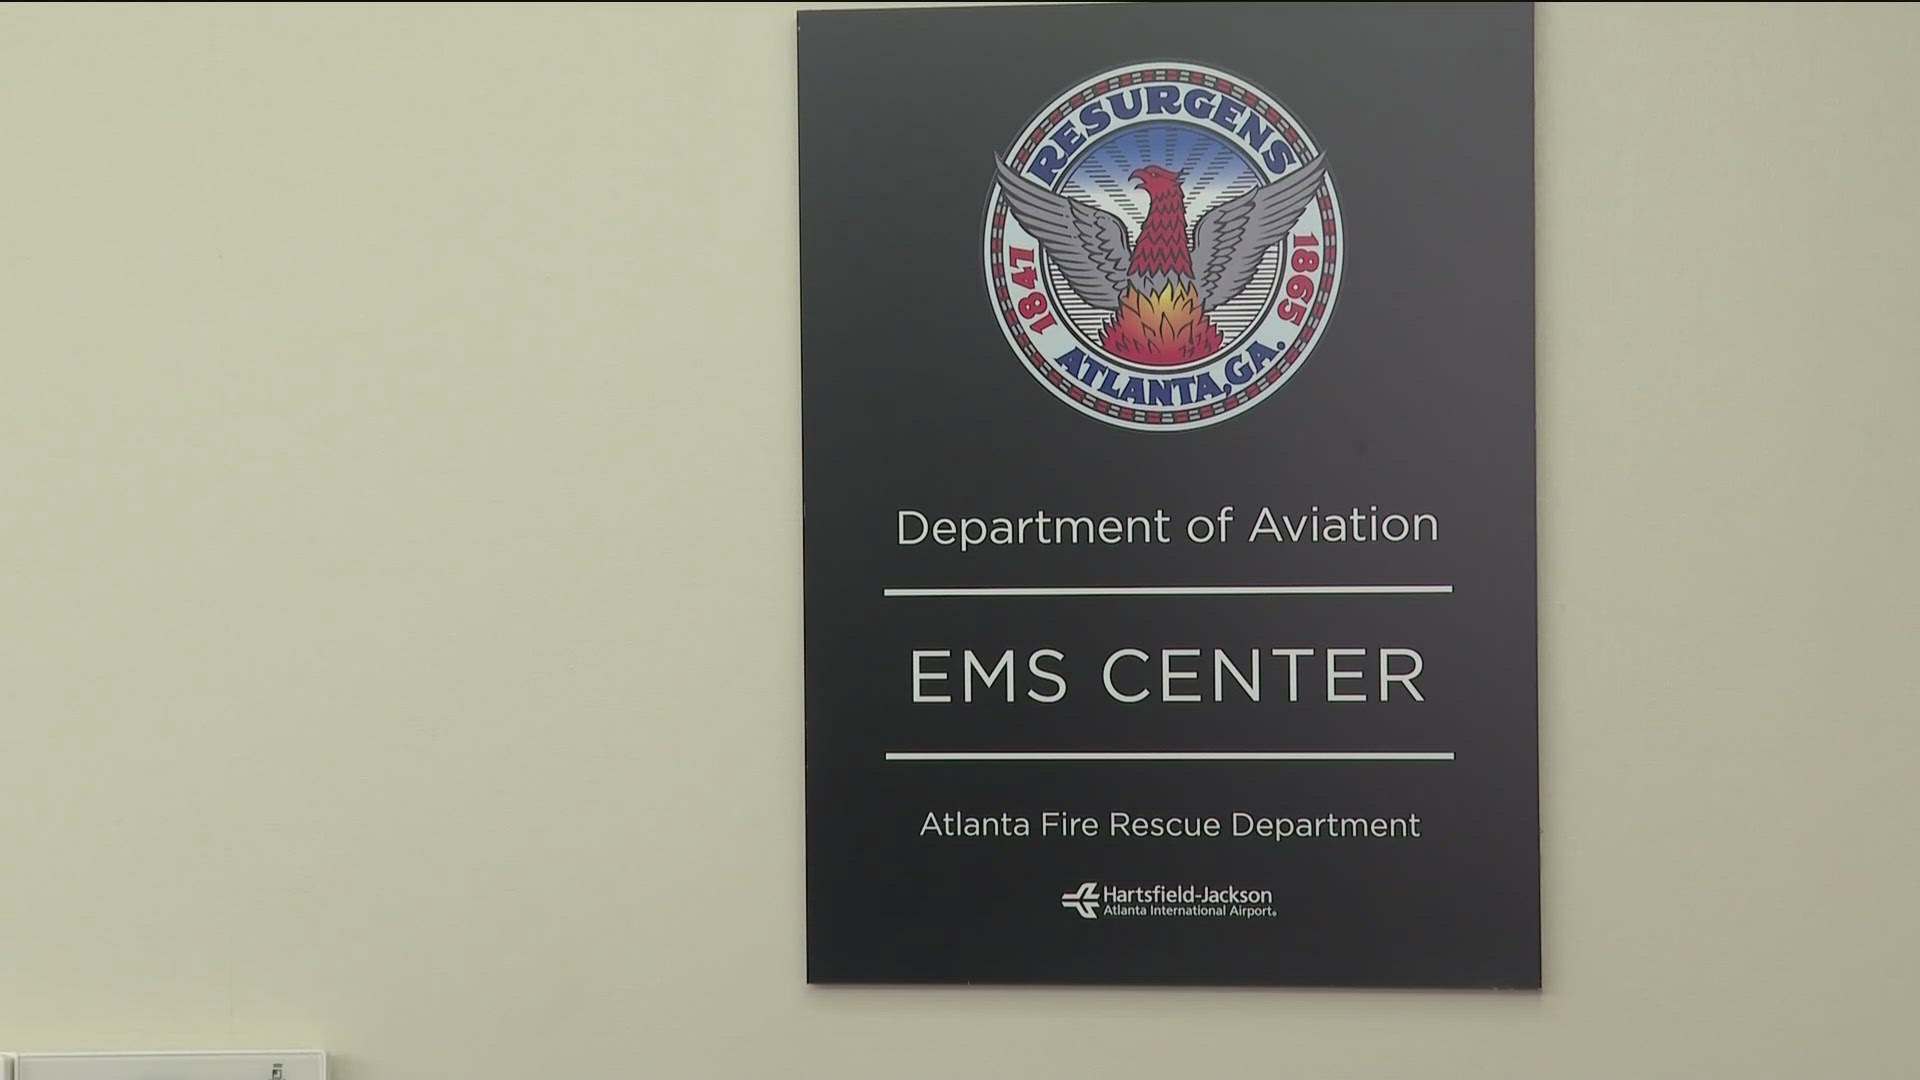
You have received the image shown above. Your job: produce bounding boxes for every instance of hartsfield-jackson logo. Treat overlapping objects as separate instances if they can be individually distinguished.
[1060,881,1278,920]
[984,63,1342,431]
[1061,882,1102,919]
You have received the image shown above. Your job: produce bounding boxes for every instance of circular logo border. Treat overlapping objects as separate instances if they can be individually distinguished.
[984,63,1344,431]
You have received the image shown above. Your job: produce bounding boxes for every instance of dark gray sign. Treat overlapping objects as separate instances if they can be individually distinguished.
[801,2,1537,988]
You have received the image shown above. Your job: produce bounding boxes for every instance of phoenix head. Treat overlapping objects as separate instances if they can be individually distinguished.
[1129,164,1184,196]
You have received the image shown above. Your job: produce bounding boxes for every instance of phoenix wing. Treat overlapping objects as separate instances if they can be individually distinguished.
[991,158,1133,311]
[1189,155,1330,311]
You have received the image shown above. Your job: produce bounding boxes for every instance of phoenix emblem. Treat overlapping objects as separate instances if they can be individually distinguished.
[992,154,1329,366]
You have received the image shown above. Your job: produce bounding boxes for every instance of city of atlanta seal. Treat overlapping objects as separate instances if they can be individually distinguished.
[984,63,1343,430]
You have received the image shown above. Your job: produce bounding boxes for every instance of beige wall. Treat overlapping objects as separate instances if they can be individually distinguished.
[2,3,1914,1076]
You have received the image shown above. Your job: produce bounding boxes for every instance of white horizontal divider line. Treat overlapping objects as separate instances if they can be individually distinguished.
[883,584,1454,598]
[885,751,1456,762]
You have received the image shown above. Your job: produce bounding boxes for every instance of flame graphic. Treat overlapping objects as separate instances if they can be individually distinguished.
[1100,283,1224,366]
